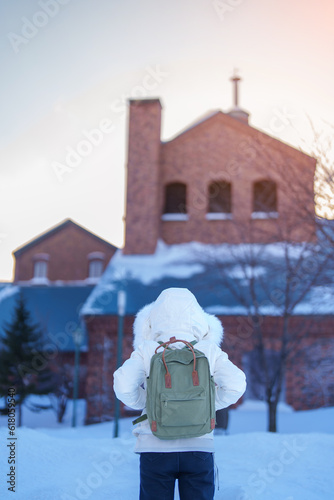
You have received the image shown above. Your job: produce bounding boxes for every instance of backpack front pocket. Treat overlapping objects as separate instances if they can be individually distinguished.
[160,390,207,427]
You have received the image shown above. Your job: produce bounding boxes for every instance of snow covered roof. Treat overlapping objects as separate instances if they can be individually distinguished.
[80,240,334,317]
[0,284,94,351]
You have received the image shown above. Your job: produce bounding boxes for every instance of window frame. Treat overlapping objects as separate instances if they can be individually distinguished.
[162,182,188,221]
[33,260,48,279]
[32,253,49,280]
[207,180,232,216]
[88,259,104,279]
[87,252,105,280]
[252,180,278,216]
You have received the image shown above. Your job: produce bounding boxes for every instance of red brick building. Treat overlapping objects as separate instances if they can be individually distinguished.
[124,98,316,254]
[81,84,334,426]
[1,219,117,403]
[14,218,116,283]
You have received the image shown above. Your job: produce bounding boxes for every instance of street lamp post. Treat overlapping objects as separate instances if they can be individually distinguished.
[72,327,84,428]
[113,289,126,438]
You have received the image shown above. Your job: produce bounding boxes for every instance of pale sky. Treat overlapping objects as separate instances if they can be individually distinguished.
[1,0,334,281]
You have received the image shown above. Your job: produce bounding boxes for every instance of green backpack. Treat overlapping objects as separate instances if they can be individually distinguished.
[133,336,216,440]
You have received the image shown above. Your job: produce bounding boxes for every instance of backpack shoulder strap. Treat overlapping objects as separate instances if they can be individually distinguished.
[132,414,148,425]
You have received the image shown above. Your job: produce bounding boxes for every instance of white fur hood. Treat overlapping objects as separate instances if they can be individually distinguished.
[133,288,223,349]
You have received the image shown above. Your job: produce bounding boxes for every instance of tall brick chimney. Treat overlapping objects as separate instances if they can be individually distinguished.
[123,99,162,255]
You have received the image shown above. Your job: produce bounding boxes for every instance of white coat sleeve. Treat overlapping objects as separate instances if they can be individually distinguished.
[213,349,247,410]
[113,348,147,410]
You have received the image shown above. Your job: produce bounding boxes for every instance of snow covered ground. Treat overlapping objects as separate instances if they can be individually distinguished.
[0,400,333,499]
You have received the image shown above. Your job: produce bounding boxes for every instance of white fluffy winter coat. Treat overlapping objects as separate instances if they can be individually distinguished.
[113,288,246,453]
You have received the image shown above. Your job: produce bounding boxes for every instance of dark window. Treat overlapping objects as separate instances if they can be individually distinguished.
[253,180,277,213]
[164,183,187,214]
[208,181,232,213]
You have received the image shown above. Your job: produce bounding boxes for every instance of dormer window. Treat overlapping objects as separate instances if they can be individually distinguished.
[252,180,278,218]
[88,252,105,279]
[162,182,188,221]
[207,181,232,219]
[33,253,49,279]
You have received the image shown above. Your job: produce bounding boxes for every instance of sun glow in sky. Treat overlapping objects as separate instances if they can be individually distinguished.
[1,0,334,281]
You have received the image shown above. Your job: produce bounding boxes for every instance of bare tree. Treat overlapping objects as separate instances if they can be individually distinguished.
[304,119,334,245]
[49,364,72,423]
[203,236,330,431]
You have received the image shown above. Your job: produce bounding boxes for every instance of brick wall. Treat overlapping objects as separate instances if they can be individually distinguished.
[286,317,334,410]
[84,313,334,423]
[84,315,134,424]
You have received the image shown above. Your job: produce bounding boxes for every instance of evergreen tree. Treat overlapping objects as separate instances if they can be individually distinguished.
[0,293,55,426]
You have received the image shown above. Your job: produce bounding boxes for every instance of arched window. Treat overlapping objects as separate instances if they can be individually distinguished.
[208,181,232,214]
[33,253,49,279]
[253,180,277,214]
[88,252,105,279]
[163,182,187,214]
[88,260,104,278]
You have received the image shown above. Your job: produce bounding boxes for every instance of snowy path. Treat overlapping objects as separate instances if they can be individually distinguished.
[0,403,333,499]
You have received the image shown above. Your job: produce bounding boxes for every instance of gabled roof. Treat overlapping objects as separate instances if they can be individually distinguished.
[13,219,117,257]
[0,284,93,351]
[163,109,314,162]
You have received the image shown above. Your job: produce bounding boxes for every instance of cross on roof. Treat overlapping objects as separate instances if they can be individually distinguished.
[230,69,241,108]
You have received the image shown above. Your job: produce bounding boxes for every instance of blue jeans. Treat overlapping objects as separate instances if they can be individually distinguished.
[139,451,215,500]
